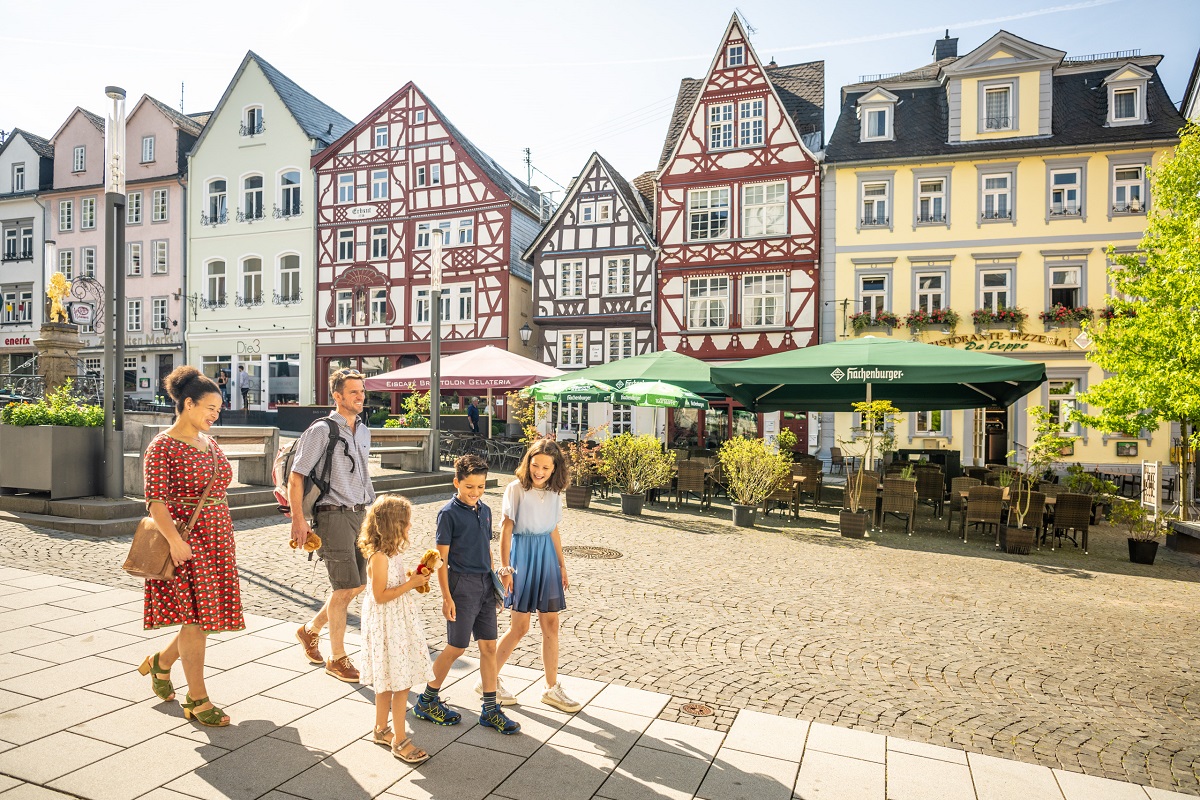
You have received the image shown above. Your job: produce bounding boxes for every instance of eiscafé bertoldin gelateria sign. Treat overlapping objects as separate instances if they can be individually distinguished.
[931,331,1072,352]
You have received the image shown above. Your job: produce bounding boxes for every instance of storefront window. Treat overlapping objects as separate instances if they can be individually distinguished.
[672,408,699,448]
[361,355,392,413]
[733,410,758,439]
[123,356,137,394]
[704,407,730,448]
[267,354,300,408]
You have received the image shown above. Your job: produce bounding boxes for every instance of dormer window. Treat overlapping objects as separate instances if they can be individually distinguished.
[856,88,897,143]
[1104,64,1150,126]
[727,44,744,67]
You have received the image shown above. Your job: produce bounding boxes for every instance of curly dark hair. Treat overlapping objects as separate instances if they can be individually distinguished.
[164,366,221,414]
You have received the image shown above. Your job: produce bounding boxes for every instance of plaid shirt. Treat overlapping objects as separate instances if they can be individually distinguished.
[290,412,375,507]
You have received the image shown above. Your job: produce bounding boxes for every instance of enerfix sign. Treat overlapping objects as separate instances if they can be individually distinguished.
[831,367,904,382]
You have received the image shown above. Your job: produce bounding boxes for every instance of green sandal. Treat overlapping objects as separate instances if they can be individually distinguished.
[182,695,230,728]
[137,653,175,701]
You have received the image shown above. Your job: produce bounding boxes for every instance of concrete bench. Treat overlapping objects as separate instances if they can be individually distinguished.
[370,428,433,473]
[125,425,280,495]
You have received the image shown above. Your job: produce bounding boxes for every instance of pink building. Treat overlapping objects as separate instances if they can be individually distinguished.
[43,98,205,400]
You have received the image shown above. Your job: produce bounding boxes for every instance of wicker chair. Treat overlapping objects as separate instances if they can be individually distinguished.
[1038,482,1063,497]
[965,466,991,483]
[1047,492,1091,553]
[762,476,796,519]
[793,460,823,507]
[674,461,710,510]
[708,461,726,500]
[1006,490,1046,554]
[915,470,946,518]
[960,485,1004,543]
[829,447,846,475]
[945,477,982,531]
[880,477,918,535]
[843,472,874,512]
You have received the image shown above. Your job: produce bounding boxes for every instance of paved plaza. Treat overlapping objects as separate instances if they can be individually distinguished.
[0,475,1198,798]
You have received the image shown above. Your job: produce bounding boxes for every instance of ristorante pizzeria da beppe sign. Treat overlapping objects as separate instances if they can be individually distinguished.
[931,330,1074,352]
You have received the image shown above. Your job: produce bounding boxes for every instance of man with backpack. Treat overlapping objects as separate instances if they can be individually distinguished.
[289,368,374,682]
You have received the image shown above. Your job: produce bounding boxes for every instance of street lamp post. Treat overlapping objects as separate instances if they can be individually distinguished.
[428,235,443,472]
[102,87,127,499]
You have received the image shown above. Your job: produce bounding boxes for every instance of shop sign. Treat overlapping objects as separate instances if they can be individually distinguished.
[68,302,94,326]
[931,331,1070,352]
[2,335,33,349]
[346,205,378,220]
[126,332,181,347]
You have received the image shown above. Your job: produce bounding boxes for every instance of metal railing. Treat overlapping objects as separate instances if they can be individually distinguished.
[1,250,33,262]
[235,292,264,308]
[272,202,302,219]
[860,216,889,227]
[985,116,1011,130]
[1112,203,1144,214]
[916,213,946,224]
[272,289,303,307]
[1063,49,1140,64]
[1050,207,1082,217]
[239,120,265,137]
[200,211,228,227]
[236,208,266,224]
[980,210,1013,221]
[199,295,227,310]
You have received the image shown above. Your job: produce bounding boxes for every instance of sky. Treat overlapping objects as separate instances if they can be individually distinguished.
[1,0,1197,200]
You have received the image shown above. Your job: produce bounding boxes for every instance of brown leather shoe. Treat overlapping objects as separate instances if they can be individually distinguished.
[296,625,322,665]
[325,655,360,683]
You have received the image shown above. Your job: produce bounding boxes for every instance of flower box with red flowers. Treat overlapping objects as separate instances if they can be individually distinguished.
[1037,305,1093,326]
[971,307,1028,327]
[850,310,902,332]
[904,308,960,331]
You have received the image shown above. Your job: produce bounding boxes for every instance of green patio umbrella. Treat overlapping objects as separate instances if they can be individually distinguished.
[613,381,709,410]
[562,350,721,396]
[525,377,617,404]
[710,336,1046,412]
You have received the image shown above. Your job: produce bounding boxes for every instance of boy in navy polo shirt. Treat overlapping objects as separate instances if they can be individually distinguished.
[413,454,520,734]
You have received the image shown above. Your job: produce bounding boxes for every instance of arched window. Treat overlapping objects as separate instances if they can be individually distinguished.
[242,106,264,136]
[240,257,263,305]
[280,170,301,217]
[206,261,226,306]
[243,176,264,220]
[206,180,227,224]
[278,254,301,303]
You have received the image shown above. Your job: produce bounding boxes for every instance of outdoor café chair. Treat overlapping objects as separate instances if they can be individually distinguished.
[965,466,991,483]
[1047,492,1091,553]
[828,447,846,475]
[946,477,981,531]
[793,460,824,507]
[762,476,796,519]
[961,485,1004,544]
[880,477,918,535]
[675,461,711,510]
[916,469,946,518]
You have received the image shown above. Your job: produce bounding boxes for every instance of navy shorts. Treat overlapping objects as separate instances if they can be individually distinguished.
[446,572,497,649]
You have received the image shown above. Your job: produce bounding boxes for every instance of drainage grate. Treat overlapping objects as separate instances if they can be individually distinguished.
[562,545,623,560]
[681,703,714,717]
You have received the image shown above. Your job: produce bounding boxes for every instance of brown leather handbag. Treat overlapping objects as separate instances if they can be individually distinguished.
[122,439,221,581]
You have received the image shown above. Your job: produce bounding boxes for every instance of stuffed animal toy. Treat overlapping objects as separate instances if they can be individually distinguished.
[407,548,443,593]
[289,531,321,553]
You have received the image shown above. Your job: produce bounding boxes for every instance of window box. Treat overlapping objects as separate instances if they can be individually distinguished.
[850,310,901,332]
[1038,305,1093,328]
[904,307,959,333]
[1098,306,1135,321]
[972,307,1027,329]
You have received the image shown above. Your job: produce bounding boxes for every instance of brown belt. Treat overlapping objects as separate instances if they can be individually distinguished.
[315,503,366,513]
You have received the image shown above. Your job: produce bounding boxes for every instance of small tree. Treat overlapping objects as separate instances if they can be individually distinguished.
[597,433,675,495]
[395,385,430,428]
[838,399,900,513]
[506,389,542,443]
[718,437,791,507]
[775,426,798,461]
[1009,405,1077,529]
[1076,121,1200,520]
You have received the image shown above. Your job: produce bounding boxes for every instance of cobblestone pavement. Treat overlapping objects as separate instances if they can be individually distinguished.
[2,476,1199,795]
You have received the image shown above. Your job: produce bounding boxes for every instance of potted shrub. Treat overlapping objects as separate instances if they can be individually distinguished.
[563,429,605,510]
[597,433,675,516]
[718,437,791,528]
[838,399,900,537]
[774,426,798,461]
[1110,498,1163,565]
[0,379,104,499]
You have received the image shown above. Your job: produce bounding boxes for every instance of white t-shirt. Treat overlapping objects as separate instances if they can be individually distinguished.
[502,480,563,535]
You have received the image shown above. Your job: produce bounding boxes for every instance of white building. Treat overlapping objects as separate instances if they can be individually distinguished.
[186,51,351,410]
[0,129,54,375]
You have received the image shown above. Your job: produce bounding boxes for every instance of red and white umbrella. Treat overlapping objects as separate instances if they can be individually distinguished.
[363,346,563,392]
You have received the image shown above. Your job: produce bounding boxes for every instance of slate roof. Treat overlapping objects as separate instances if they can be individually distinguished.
[826,62,1186,163]
[656,60,825,171]
[422,94,544,219]
[631,170,656,220]
[1184,46,1200,117]
[595,153,652,231]
[145,96,204,136]
[0,128,54,160]
[251,51,353,147]
[188,112,212,126]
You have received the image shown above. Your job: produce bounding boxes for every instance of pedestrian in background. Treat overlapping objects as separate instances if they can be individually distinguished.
[467,397,481,435]
[138,366,243,727]
[357,495,434,764]
[216,369,230,408]
[236,365,250,410]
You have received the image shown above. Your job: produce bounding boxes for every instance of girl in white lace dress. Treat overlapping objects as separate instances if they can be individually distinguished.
[357,496,435,764]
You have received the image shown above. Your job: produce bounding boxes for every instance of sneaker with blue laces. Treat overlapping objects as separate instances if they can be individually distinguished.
[479,706,521,734]
[412,696,461,726]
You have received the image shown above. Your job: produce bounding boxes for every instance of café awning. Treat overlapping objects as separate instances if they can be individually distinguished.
[363,346,563,392]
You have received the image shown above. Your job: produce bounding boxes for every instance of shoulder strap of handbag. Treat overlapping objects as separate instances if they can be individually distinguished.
[178,439,221,539]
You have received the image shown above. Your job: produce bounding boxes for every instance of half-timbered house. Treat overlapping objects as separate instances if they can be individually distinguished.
[311,84,545,408]
[655,14,824,446]
[523,152,656,436]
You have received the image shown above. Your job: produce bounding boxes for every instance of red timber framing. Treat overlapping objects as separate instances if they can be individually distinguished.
[310,83,543,405]
[524,152,656,370]
[655,14,822,362]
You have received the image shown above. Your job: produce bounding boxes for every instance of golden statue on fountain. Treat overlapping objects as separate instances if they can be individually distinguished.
[46,272,71,324]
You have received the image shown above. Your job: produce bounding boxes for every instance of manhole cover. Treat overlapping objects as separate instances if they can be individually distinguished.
[562,546,623,560]
[681,703,714,717]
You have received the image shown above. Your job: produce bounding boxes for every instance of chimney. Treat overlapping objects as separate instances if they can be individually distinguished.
[767,57,777,68]
[933,30,958,60]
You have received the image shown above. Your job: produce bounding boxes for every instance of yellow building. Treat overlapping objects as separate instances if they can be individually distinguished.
[821,31,1187,470]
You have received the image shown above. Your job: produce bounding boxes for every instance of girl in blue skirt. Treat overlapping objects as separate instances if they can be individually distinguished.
[492,438,581,712]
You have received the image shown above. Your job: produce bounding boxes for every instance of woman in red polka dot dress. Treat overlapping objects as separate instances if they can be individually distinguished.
[137,365,244,727]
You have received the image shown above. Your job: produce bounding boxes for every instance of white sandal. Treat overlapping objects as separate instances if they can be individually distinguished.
[392,737,430,764]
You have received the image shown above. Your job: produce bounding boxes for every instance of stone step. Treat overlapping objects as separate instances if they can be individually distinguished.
[0,472,483,537]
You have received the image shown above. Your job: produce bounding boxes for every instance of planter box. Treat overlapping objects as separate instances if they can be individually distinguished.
[840,509,871,538]
[1000,525,1035,555]
[565,484,592,510]
[0,425,103,499]
[1128,538,1159,565]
